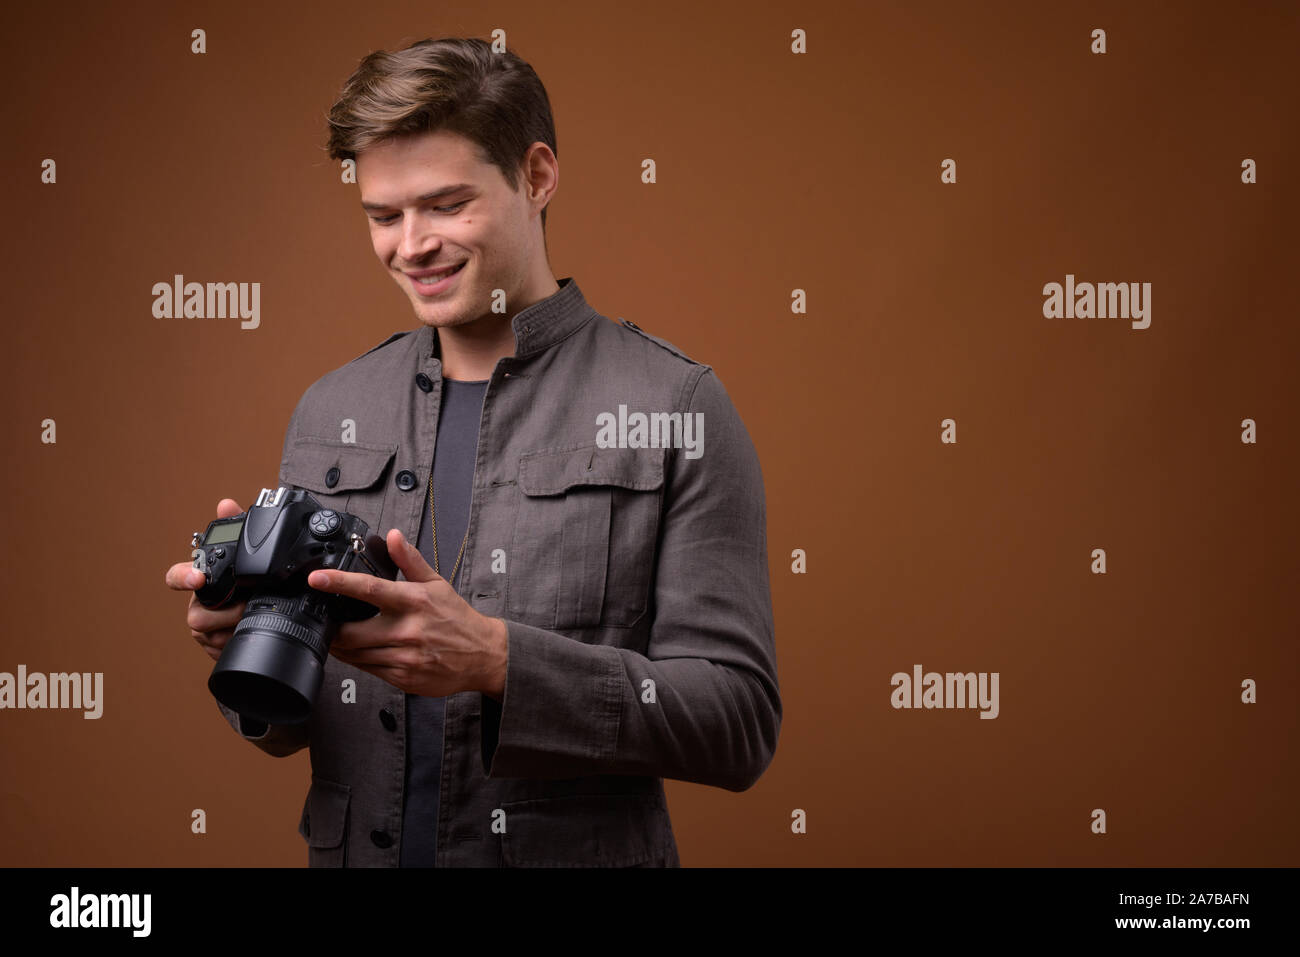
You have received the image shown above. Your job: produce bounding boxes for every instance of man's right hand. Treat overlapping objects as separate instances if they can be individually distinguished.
[165,498,246,662]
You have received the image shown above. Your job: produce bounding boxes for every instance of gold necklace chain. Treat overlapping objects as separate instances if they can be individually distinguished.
[428,468,469,588]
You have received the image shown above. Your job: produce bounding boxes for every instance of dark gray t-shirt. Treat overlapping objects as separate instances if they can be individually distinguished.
[399,375,488,867]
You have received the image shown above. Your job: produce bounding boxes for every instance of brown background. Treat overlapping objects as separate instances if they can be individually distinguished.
[1,0,1296,866]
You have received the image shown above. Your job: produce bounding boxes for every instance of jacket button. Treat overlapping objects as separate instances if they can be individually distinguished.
[415,372,433,393]
[325,466,340,489]
[379,708,397,732]
[370,829,393,849]
[395,469,417,491]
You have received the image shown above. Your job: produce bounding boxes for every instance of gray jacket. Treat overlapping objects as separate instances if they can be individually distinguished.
[216,277,780,866]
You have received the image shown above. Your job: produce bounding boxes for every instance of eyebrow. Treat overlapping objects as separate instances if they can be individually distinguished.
[360,184,473,212]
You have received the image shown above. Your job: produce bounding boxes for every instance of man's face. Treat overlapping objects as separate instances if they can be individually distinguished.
[357,128,540,329]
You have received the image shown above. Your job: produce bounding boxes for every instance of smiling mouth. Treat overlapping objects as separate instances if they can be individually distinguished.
[409,262,466,285]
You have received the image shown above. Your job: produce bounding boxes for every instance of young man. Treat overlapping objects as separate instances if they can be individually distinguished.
[165,37,779,867]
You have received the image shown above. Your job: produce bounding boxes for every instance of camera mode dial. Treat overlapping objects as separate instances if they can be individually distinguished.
[308,509,343,540]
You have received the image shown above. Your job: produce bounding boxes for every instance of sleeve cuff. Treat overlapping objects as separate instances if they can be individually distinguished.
[480,618,623,778]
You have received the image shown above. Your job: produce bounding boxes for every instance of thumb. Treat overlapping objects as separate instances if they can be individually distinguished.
[216,498,245,518]
[386,528,440,584]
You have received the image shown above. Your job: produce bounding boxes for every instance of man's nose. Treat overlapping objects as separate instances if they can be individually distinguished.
[398,215,440,264]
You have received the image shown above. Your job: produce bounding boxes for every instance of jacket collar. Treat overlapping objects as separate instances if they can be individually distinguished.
[421,276,597,363]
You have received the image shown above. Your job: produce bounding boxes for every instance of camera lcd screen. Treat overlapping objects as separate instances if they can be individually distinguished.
[205,520,244,545]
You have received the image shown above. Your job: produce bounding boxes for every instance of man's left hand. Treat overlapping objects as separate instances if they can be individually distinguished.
[307,529,508,701]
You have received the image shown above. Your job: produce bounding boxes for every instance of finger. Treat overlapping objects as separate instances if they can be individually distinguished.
[386,528,442,585]
[330,643,407,667]
[331,656,410,688]
[192,630,218,660]
[330,614,408,652]
[307,569,412,611]
[193,627,233,661]
[166,562,206,591]
[194,626,234,646]
[187,599,245,632]
[216,499,245,519]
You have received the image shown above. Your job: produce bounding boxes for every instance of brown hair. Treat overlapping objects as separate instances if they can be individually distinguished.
[325,37,558,232]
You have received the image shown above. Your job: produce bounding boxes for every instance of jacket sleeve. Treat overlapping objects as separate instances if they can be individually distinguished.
[480,367,781,791]
[211,390,312,759]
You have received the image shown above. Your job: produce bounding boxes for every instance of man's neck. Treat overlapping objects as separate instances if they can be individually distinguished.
[436,315,513,381]
[437,276,561,381]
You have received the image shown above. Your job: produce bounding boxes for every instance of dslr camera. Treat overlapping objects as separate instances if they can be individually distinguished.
[191,486,397,725]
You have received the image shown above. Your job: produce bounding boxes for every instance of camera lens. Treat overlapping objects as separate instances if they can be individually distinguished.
[207,591,336,725]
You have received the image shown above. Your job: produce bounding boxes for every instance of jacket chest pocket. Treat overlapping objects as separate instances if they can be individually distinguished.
[508,445,664,630]
[280,437,398,532]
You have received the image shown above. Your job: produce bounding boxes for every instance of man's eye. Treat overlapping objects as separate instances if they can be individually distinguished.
[371,202,465,225]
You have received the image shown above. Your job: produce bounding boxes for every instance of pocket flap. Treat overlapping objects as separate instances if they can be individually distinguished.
[282,438,397,494]
[299,776,350,849]
[519,445,663,496]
